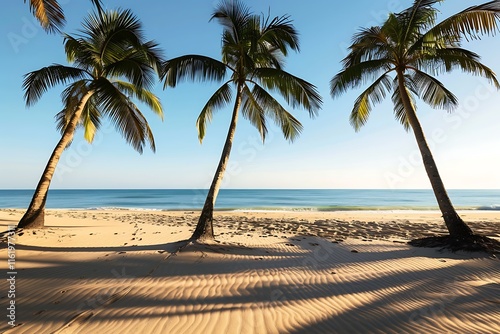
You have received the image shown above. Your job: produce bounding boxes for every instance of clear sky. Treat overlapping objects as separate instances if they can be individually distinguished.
[1,0,499,189]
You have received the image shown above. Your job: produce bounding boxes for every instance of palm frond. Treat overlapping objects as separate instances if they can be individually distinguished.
[162,55,227,88]
[64,35,90,65]
[81,8,149,69]
[254,68,322,115]
[211,0,252,43]
[350,74,392,131]
[55,81,91,133]
[345,26,393,67]
[392,74,418,131]
[104,51,157,89]
[259,13,300,56]
[331,59,393,98]
[412,70,458,110]
[23,65,89,106]
[399,0,442,43]
[196,82,233,142]
[429,1,500,41]
[26,0,65,33]
[140,40,165,75]
[241,84,268,141]
[248,83,303,142]
[92,78,157,153]
[113,81,163,119]
[418,48,500,88]
[90,0,104,16]
[81,101,102,143]
[391,87,414,131]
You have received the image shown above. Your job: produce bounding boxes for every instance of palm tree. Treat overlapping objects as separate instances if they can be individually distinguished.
[18,8,164,229]
[161,0,322,241]
[25,0,104,33]
[331,0,500,241]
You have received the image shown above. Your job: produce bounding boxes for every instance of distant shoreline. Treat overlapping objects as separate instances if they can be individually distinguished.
[1,189,499,211]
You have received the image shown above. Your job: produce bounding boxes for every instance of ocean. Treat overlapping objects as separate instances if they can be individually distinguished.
[0,189,499,211]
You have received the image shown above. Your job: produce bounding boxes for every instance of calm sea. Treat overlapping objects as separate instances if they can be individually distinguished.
[0,189,499,211]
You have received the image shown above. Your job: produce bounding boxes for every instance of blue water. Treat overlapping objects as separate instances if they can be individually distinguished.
[0,189,499,211]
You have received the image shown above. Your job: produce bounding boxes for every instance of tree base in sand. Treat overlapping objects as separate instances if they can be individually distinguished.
[409,235,500,255]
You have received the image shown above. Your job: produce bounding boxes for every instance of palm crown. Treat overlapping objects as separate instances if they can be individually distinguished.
[331,0,500,131]
[23,8,164,153]
[162,0,321,142]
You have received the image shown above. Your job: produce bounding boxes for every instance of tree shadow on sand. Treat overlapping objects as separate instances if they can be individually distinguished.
[2,235,499,333]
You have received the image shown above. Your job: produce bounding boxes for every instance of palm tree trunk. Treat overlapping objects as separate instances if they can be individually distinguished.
[18,91,93,229]
[396,72,473,238]
[190,88,243,241]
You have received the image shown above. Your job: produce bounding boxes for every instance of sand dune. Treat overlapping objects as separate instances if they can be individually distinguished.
[0,209,499,333]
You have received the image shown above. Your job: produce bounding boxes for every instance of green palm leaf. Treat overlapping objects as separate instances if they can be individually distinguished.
[412,69,458,110]
[421,48,500,88]
[249,83,303,142]
[114,81,163,118]
[241,84,268,141]
[259,14,300,56]
[330,59,393,98]
[92,78,155,153]
[55,81,90,133]
[211,0,252,39]
[429,1,500,40]
[350,74,392,131]
[81,101,102,143]
[162,55,227,88]
[254,68,321,115]
[23,65,89,106]
[391,87,413,131]
[104,52,157,89]
[196,82,233,142]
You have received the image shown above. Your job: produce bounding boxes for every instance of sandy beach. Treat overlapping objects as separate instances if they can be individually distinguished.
[1,209,499,333]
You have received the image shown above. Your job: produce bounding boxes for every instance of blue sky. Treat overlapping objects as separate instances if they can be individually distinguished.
[1,0,499,189]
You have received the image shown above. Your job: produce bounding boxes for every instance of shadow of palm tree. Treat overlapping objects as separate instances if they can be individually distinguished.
[3,235,498,333]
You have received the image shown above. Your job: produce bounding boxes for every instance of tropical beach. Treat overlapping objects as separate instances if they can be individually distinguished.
[2,0,500,333]
[1,208,500,333]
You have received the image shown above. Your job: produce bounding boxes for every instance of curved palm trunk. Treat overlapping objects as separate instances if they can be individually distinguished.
[18,91,93,229]
[190,88,243,241]
[396,72,473,238]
